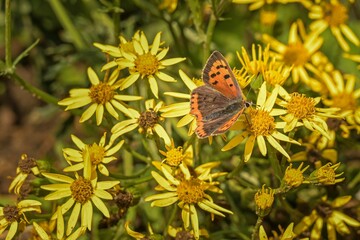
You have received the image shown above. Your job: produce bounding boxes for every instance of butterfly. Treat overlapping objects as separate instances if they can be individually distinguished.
[190,51,251,138]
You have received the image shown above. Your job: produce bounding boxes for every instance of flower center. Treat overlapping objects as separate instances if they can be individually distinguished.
[316,164,336,185]
[324,2,348,27]
[3,206,20,222]
[249,109,275,137]
[286,93,316,119]
[283,42,309,67]
[330,93,356,111]
[254,186,274,211]
[89,83,115,105]
[18,154,37,174]
[134,52,159,76]
[138,109,159,130]
[165,146,185,167]
[284,165,304,188]
[177,178,205,204]
[86,143,106,165]
[70,177,94,204]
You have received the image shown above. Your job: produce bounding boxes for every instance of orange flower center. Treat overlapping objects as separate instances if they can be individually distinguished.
[134,52,159,76]
[177,178,206,204]
[87,143,106,165]
[249,109,275,137]
[330,92,356,111]
[283,42,309,67]
[324,2,348,27]
[286,93,316,119]
[165,146,185,167]
[89,83,115,104]
[70,177,93,204]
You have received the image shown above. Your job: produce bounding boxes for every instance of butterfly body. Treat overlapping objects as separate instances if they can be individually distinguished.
[190,51,249,138]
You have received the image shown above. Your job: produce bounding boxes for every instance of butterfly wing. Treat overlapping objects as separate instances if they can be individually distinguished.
[202,51,242,100]
[190,85,243,138]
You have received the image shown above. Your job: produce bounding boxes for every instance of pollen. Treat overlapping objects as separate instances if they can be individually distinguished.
[89,82,115,105]
[87,143,106,165]
[177,178,206,204]
[134,52,159,76]
[254,185,274,211]
[324,2,348,27]
[3,205,20,222]
[138,109,159,131]
[70,177,94,204]
[331,92,356,111]
[18,154,37,174]
[283,42,309,67]
[164,146,185,167]
[286,93,316,119]
[249,109,275,137]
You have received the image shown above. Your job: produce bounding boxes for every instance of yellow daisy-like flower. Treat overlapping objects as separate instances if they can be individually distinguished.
[262,20,323,90]
[58,67,142,125]
[277,86,339,138]
[0,200,42,240]
[254,185,275,216]
[63,133,124,176]
[232,0,300,11]
[145,162,232,239]
[111,99,171,146]
[159,139,193,167]
[283,162,310,188]
[8,154,40,195]
[41,148,120,238]
[115,31,185,98]
[304,0,360,51]
[222,82,300,162]
[161,70,198,136]
[321,71,360,133]
[294,195,360,239]
[308,162,344,185]
[259,223,296,240]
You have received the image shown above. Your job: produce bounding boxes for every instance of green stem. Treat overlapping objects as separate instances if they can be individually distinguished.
[13,73,59,105]
[251,216,263,240]
[5,0,12,69]
[48,0,86,50]
[113,0,121,39]
[164,204,178,236]
[227,157,245,179]
[203,13,217,64]
[267,142,283,183]
[281,130,295,168]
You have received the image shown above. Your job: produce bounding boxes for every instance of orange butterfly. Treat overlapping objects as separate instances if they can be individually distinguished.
[190,51,250,138]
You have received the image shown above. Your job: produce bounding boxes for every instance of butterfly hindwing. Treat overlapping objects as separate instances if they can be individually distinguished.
[202,51,242,100]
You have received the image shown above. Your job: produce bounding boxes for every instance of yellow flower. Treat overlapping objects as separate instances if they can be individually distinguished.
[254,185,275,216]
[291,141,338,164]
[0,200,42,240]
[259,223,296,240]
[63,133,124,176]
[9,154,40,195]
[262,20,323,90]
[283,163,310,188]
[31,222,86,240]
[168,224,209,239]
[111,99,171,146]
[308,162,344,185]
[304,0,360,51]
[294,196,360,239]
[159,139,193,167]
[41,148,120,238]
[124,221,158,239]
[161,70,198,136]
[321,71,360,133]
[233,0,301,11]
[145,162,232,239]
[222,82,300,162]
[115,31,185,98]
[58,67,142,125]
[277,86,339,138]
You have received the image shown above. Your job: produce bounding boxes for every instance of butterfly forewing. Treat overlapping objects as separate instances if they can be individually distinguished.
[202,51,242,100]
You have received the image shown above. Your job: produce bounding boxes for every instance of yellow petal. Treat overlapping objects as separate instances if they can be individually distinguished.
[92,195,110,217]
[66,202,80,236]
[87,67,100,85]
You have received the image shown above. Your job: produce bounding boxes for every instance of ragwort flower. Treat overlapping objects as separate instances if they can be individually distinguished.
[308,162,344,185]
[222,82,300,162]
[145,162,232,239]
[283,162,310,188]
[259,223,296,240]
[58,67,142,125]
[111,99,171,146]
[41,148,120,238]
[304,0,360,51]
[0,200,42,240]
[262,20,323,90]
[294,195,360,239]
[232,0,300,11]
[8,154,40,195]
[63,133,124,176]
[115,31,185,98]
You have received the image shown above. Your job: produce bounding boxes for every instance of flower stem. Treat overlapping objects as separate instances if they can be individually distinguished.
[227,157,245,179]
[113,0,121,39]
[5,0,12,69]
[48,0,86,50]
[267,142,283,183]
[203,13,217,64]
[251,216,263,240]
